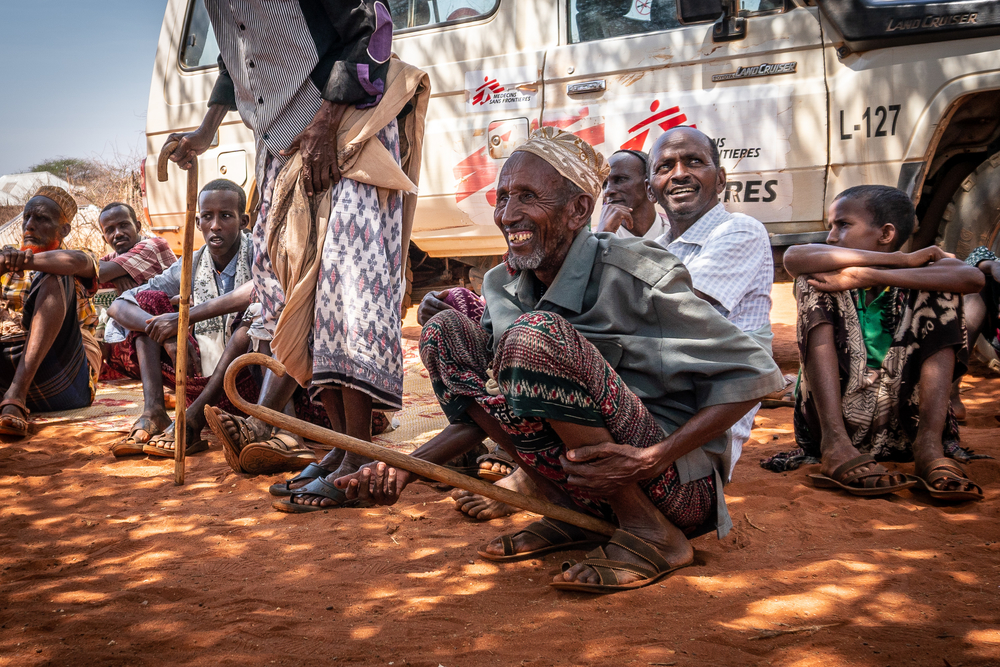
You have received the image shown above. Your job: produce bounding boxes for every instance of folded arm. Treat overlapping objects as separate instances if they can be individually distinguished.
[783,244,949,278]
[807,258,985,294]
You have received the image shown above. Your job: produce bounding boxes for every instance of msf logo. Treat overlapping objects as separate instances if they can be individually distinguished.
[472,77,505,106]
[620,100,691,152]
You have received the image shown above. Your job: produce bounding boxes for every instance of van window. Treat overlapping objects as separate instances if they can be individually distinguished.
[389,0,499,30]
[570,0,682,43]
[179,0,221,70]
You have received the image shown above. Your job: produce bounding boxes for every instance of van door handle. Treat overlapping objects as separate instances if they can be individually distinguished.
[567,80,605,95]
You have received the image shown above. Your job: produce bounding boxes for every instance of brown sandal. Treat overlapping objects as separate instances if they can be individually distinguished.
[808,453,915,496]
[912,458,984,502]
[550,529,693,593]
[0,398,31,438]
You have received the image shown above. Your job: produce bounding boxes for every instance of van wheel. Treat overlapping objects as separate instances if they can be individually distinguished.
[938,151,1000,258]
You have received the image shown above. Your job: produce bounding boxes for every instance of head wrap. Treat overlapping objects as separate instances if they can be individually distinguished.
[511,127,609,199]
[32,185,78,223]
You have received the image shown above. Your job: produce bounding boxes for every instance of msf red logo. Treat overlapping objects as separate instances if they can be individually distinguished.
[472,77,505,106]
[620,100,691,151]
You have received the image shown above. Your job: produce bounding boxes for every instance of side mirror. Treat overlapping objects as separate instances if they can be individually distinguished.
[676,0,747,42]
[676,0,724,24]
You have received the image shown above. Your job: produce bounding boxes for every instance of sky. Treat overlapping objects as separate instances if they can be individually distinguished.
[0,1,169,175]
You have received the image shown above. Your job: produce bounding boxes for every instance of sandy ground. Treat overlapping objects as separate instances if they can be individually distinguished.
[1,285,999,667]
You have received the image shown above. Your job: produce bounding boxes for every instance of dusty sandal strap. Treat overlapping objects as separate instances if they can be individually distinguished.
[0,398,29,416]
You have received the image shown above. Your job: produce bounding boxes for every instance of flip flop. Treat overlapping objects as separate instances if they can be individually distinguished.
[111,417,164,457]
[143,428,209,458]
[476,517,603,563]
[0,398,30,438]
[239,434,318,475]
[911,458,984,502]
[204,405,256,473]
[550,529,693,593]
[271,476,372,513]
[268,462,333,497]
[476,446,517,482]
[808,453,915,496]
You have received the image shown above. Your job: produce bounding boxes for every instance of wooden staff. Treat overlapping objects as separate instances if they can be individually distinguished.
[223,353,617,537]
[156,140,198,485]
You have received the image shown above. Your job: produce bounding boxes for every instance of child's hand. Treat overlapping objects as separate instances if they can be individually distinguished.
[905,246,953,267]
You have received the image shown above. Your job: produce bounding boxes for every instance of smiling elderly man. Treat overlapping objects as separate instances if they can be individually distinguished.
[326,128,784,593]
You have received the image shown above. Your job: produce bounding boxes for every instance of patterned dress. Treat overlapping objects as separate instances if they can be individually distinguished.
[252,121,404,410]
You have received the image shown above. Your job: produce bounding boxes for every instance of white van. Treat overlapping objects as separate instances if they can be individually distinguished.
[144,0,1000,290]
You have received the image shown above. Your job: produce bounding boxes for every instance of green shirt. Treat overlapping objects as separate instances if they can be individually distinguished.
[481,230,784,537]
[855,287,894,368]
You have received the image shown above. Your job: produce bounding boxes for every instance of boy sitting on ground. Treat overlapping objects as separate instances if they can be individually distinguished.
[774,185,985,501]
[105,179,254,457]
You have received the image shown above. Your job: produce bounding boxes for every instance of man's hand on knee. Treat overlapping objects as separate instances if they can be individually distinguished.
[335,461,411,505]
[561,442,655,495]
[417,290,453,326]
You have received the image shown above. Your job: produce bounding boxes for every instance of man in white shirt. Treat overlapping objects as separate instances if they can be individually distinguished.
[646,126,774,479]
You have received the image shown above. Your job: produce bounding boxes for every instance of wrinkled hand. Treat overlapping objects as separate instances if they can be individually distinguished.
[0,247,31,275]
[560,443,654,496]
[596,203,634,234]
[145,312,180,344]
[417,289,454,326]
[281,100,348,198]
[165,129,213,171]
[806,266,870,292]
[905,246,953,267]
[334,462,412,506]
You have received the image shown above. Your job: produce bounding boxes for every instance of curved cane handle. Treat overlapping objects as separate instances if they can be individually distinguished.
[219,352,617,537]
[157,140,181,183]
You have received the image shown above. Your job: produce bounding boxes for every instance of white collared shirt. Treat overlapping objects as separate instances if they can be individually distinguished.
[654,203,773,332]
[654,203,774,481]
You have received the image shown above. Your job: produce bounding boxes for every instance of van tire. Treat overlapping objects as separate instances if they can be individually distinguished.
[938,151,1000,258]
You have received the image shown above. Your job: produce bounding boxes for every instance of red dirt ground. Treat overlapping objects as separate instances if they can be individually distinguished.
[1,287,998,667]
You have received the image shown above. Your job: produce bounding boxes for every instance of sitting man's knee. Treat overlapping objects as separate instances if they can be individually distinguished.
[495,312,574,365]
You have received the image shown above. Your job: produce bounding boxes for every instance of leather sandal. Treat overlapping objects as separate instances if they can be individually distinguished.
[477,517,603,563]
[911,458,984,502]
[0,398,30,438]
[808,453,916,496]
[204,405,256,473]
[238,434,318,476]
[476,445,517,481]
[550,529,693,593]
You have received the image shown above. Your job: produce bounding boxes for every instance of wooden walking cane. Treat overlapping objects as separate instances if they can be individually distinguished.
[223,353,618,537]
[156,140,198,485]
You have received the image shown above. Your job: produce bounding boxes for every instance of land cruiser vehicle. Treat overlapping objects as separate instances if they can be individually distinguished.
[144,0,1000,295]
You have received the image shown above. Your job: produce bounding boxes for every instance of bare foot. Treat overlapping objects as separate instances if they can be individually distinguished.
[453,466,534,520]
[129,410,171,444]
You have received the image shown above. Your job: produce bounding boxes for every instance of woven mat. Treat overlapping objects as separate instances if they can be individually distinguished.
[32,339,452,453]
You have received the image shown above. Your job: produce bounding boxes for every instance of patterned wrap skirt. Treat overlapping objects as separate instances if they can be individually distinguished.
[419,309,716,534]
[251,121,404,411]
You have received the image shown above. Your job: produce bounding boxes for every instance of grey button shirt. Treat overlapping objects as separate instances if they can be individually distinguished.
[481,230,784,537]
